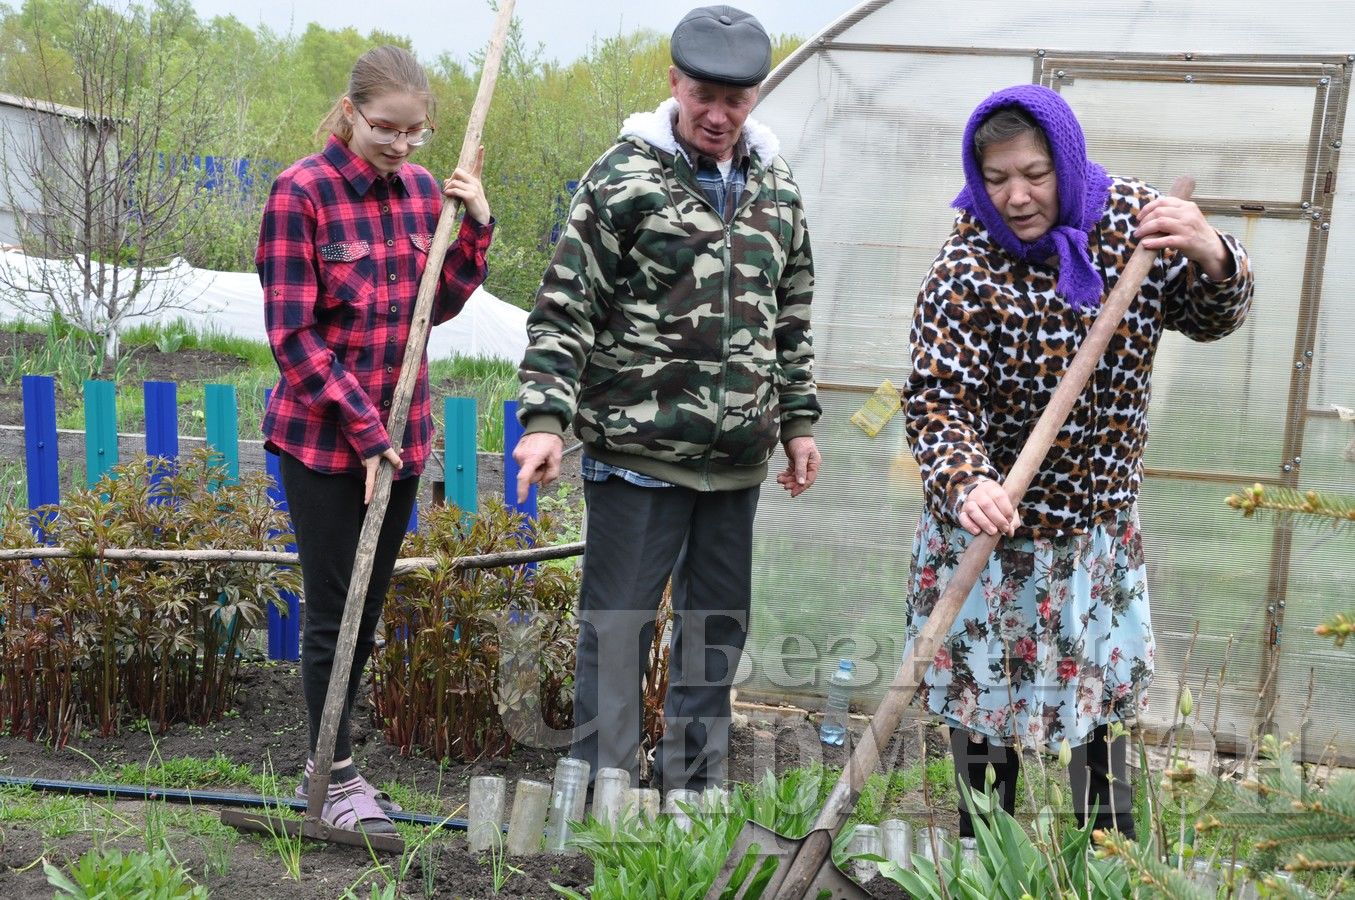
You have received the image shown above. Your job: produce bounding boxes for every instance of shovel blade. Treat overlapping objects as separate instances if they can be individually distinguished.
[221,808,406,855]
[705,821,867,900]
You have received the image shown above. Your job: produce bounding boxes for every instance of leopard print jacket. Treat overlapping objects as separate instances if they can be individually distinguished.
[906,177,1254,538]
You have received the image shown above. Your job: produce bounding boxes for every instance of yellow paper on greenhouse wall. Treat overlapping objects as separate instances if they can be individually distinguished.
[850,379,902,437]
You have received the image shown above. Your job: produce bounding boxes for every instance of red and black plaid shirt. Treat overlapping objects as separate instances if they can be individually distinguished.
[258,136,492,478]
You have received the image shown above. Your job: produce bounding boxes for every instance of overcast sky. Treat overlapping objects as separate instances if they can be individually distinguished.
[186,1,861,67]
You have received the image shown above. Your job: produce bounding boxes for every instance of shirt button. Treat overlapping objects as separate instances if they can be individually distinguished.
[382,399,391,408]
[386,365,394,373]
[389,304,398,312]
[388,272,397,281]
[382,204,390,213]
[386,239,394,246]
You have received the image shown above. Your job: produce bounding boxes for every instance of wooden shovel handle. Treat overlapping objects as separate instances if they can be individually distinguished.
[305,0,519,822]
[774,176,1196,899]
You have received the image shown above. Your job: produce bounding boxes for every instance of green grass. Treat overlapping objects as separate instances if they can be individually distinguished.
[0,785,94,838]
[800,756,957,827]
[383,780,456,820]
[112,753,265,792]
[426,354,519,454]
[0,460,24,507]
[179,808,242,839]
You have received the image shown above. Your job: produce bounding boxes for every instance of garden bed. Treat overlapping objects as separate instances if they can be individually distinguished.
[0,659,936,898]
[0,328,247,430]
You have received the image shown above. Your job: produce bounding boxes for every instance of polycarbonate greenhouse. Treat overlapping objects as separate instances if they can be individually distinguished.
[742,0,1355,763]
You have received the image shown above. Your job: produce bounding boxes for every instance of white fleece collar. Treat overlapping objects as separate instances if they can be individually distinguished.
[620,97,780,166]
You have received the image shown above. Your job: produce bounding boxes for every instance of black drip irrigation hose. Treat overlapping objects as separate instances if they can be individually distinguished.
[0,775,470,831]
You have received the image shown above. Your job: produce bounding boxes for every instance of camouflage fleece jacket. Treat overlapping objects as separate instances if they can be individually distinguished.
[517,98,819,491]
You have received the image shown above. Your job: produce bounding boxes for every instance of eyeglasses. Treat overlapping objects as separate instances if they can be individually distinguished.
[354,106,434,147]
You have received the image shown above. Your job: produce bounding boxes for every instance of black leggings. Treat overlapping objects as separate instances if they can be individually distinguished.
[279,453,418,761]
[951,724,1135,839]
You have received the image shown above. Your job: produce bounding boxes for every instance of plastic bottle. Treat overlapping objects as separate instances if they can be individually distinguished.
[819,658,855,746]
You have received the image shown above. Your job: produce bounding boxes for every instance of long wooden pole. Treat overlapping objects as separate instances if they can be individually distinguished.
[304,0,520,828]
[770,177,1197,900]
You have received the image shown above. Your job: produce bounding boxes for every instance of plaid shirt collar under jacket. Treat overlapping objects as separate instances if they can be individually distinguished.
[674,131,750,222]
[258,136,492,479]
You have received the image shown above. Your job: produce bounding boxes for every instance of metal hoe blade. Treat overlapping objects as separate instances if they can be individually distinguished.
[707,820,867,899]
[221,808,406,855]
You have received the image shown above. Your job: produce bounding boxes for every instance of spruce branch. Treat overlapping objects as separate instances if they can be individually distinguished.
[1314,613,1354,649]
[1206,745,1355,887]
[1093,831,1212,898]
[1226,484,1355,529]
[1226,484,1353,649]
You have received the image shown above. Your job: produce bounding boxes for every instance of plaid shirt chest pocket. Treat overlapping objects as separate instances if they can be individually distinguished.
[317,240,376,305]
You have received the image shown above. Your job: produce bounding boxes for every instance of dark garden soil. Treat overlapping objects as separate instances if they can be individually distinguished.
[0,660,938,898]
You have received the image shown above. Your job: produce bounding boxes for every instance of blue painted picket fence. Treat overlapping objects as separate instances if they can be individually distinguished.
[17,375,521,661]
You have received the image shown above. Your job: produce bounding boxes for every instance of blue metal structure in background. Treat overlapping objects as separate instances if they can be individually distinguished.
[22,375,59,539]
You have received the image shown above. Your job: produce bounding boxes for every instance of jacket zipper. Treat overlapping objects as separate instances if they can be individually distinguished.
[705,221,734,489]
[678,157,759,489]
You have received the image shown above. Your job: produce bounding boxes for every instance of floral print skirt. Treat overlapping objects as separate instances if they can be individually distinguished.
[904,506,1154,751]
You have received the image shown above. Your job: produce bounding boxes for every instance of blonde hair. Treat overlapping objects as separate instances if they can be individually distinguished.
[316,45,434,144]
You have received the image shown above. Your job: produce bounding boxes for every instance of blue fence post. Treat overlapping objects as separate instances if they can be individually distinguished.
[444,397,478,520]
[263,389,300,662]
[502,400,536,521]
[144,381,178,493]
[22,375,59,539]
[204,384,240,487]
[204,384,241,647]
[83,380,119,488]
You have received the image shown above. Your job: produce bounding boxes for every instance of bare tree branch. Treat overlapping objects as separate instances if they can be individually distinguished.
[0,3,245,362]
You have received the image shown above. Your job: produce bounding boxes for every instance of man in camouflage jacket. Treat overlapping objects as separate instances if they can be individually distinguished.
[513,5,821,793]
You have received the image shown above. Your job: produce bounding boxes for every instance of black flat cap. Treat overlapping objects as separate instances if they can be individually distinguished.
[670,5,771,87]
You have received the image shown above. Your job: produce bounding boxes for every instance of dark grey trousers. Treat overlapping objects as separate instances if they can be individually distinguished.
[570,475,759,794]
[951,724,1136,839]
[280,452,419,761]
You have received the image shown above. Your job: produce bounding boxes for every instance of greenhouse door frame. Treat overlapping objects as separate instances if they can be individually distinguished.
[1038,53,1350,752]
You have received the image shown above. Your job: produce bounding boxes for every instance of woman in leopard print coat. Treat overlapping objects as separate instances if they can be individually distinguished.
[903,84,1254,841]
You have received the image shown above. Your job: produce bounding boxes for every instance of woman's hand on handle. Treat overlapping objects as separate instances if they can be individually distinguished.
[959,477,1020,537]
[442,145,491,224]
[1136,195,1231,281]
[362,447,404,505]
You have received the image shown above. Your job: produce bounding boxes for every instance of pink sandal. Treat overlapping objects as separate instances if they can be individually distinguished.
[296,763,403,813]
[320,774,398,835]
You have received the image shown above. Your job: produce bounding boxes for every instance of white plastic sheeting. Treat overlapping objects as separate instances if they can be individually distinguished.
[744,0,1355,761]
[0,248,529,363]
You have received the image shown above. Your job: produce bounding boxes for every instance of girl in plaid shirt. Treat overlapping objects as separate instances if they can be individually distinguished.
[257,45,493,835]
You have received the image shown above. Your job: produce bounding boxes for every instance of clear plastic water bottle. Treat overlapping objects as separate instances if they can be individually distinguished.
[819,658,855,746]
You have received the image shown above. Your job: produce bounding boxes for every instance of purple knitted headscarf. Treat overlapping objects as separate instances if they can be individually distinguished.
[952,84,1112,311]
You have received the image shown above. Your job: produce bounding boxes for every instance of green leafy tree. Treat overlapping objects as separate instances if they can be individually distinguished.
[0,0,808,311]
